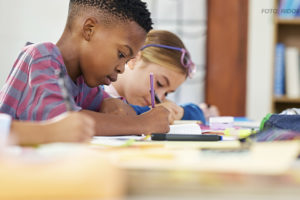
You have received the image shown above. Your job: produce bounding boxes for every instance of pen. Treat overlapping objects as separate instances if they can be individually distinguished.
[55,70,72,111]
[150,72,155,108]
[148,91,161,104]
[151,134,222,141]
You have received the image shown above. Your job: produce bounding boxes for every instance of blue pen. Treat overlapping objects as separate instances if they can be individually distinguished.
[150,72,155,108]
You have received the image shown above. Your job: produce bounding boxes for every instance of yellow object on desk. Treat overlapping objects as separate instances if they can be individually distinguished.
[224,128,255,139]
[0,144,124,200]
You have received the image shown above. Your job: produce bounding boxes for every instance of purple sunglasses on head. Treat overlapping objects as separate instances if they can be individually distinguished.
[141,44,196,78]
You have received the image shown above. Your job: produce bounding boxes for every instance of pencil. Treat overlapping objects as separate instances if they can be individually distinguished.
[150,72,155,108]
[55,70,72,111]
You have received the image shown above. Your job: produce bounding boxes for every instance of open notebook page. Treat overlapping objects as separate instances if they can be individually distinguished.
[168,124,202,135]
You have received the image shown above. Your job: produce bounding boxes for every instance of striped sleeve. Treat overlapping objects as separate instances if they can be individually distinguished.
[102,89,111,99]
[18,56,81,121]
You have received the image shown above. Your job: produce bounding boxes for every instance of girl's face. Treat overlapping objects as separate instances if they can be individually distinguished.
[121,56,186,106]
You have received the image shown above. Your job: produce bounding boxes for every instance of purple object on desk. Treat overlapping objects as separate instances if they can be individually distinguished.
[150,72,155,108]
[209,116,234,130]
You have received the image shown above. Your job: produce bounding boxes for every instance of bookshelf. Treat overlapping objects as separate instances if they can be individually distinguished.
[272,0,300,113]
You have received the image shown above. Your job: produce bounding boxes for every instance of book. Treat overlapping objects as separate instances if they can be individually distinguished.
[274,43,285,97]
[168,124,202,135]
[279,0,300,18]
[173,120,202,125]
[285,47,300,98]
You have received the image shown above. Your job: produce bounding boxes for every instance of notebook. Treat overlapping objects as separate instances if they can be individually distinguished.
[168,124,202,135]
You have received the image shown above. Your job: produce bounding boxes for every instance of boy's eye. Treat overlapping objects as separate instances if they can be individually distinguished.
[118,51,126,59]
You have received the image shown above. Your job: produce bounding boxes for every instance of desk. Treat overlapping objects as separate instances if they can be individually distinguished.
[125,162,300,200]
[0,144,124,200]
[91,139,300,200]
[1,140,300,200]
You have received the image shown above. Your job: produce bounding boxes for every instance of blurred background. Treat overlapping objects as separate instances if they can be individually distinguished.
[0,0,280,121]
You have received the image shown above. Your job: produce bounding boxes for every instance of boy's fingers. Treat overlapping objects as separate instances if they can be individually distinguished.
[85,118,95,130]
[83,124,95,137]
[79,127,94,140]
[81,114,95,127]
[87,127,95,137]
[80,134,92,143]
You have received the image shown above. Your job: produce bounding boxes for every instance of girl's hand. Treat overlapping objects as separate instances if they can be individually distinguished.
[157,100,184,124]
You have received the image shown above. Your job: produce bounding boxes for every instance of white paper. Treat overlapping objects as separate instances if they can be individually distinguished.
[168,124,202,135]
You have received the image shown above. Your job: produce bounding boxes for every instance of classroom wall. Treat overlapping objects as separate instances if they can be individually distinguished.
[246,0,274,121]
[0,0,69,87]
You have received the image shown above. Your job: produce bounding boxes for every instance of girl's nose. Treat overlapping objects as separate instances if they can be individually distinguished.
[155,90,167,102]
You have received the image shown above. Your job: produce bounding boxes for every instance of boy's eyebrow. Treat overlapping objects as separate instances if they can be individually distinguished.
[124,45,133,57]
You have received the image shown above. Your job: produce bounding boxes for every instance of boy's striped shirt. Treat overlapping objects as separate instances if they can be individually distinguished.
[0,42,109,120]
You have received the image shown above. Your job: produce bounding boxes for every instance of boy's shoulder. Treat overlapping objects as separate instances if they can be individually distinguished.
[22,42,63,63]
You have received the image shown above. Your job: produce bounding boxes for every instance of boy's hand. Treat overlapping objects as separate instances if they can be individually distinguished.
[139,106,170,134]
[100,98,136,116]
[10,112,95,145]
[157,100,184,123]
[47,112,95,143]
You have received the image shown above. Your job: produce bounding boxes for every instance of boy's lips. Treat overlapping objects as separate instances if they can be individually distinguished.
[108,74,117,82]
[104,75,117,85]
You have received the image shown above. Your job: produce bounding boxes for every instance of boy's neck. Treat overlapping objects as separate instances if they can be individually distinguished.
[56,31,81,82]
[112,76,126,97]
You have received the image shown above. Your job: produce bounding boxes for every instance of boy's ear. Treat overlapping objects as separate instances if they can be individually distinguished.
[82,18,97,41]
[127,51,142,70]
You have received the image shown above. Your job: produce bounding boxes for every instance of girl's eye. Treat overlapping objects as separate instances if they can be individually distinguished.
[118,51,125,59]
[157,81,164,87]
[164,92,168,97]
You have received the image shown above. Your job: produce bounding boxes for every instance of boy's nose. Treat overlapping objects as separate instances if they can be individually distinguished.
[116,64,125,74]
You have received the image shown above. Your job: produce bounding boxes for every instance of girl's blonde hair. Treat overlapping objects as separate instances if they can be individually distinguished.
[140,30,189,76]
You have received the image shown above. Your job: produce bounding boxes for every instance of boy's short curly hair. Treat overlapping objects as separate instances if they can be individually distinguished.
[68,0,153,33]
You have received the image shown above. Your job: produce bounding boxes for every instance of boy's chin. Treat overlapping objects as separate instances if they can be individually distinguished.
[84,77,114,87]
[83,78,106,87]
[102,76,115,85]
[84,79,101,88]
[85,82,98,88]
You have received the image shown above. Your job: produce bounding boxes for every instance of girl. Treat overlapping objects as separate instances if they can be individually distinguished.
[105,30,219,124]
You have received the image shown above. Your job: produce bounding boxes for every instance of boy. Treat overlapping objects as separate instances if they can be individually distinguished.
[0,0,169,136]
